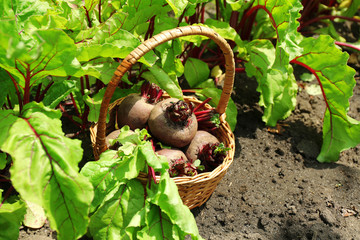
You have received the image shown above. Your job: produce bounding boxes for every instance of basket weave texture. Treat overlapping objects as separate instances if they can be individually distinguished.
[90,25,235,209]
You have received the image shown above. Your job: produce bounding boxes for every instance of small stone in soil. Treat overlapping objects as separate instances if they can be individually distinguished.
[319,209,336,226]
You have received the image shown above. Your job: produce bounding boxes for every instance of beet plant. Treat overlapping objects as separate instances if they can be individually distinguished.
[0,0,360,239]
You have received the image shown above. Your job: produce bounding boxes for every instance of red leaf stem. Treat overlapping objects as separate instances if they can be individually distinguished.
[7,95,13,109]
[85,75,90,90]
[84,6,92,28]
[244,5,279,40]
[182,89,197,93]
[235,67,246,72]
[80,76,85,95]
[70,93,80,117]
[194,108,212,115]
[196,116,212,122]
[38,81,54,102]
[0,186,14,208]
[144,16,156,40]
[98,0,102,23]
[58,104,82,128]
[6,70,23,111]
[335,41,360,52]
[299,0,320,23]
[200,3,205,23]
[23,64,31,105]
[198,40,210,59]
[155,89,163,102]
[290,58,331,115]
[35,83,42,102]
[193,98,212,112]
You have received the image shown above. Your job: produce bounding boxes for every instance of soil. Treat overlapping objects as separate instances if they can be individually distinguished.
[18,29,360,240]
[192,64,360,240]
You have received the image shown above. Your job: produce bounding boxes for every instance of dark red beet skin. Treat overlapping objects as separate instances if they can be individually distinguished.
[185,130,220,161]
[156,149,197,177]
[117,93,154,130]
[148,98,198,148]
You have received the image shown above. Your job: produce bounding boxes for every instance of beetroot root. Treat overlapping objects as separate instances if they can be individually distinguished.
[117,82,163,130]
[117,94,154,130]
[148,98,198,148]
[156,149,197,177]
[105,129,135,149]
[185,130,220,161]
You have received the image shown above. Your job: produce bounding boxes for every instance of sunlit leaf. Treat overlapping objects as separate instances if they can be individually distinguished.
[89,180,145,240]
[291,35,360,162]
[184,58,210,88]
[0,198,26,240]
[0,102,94,240]
[143,65,183,100]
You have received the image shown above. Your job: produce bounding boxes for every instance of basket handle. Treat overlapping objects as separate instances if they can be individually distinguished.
[95,25,235,155]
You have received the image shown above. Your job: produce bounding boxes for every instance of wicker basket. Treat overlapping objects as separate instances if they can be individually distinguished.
[90,25,235,210]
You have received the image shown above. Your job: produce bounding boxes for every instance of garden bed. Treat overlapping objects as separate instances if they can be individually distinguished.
[193,65,360,239]
[17,61,360,239]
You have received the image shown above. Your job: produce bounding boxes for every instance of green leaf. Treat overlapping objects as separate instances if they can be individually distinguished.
[166,0,188,17]
[81,134,150,212]
[244,39,276,81]
[0,110,18,147]
[77,28,158,66]
[0,68,18,108]
[25,14,68,33]
[146,172,203,240]
[80,150,122,212]
[204,18,243,46]
[0,102,94,240]
[85,0,100,12]
[184,58,210,88]
[252,0,303,60]
[0,198,26,240]
[259,67,298,126]
[342,0,360,17]
[0,26,80,89]
[292,35,360,162]
[89,180,145,240]
[1,0,51,24]
[195,88,238,131]
[43,80,77,108]
[137,203,182,240]
[143,65,183,100]
[0,152,8,170]
[300,73,314,82]
[139,143,169,172]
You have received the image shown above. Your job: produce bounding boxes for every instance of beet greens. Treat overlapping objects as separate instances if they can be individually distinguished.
[0,0,359,239]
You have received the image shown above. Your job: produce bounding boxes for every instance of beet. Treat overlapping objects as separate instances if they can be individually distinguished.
[156,149,197,177]
[197,142,229,171]
[117,82,162,130]
[148,98,198,148]
[105,129,121,149]
[185,130,220,162]
[117,94,154,130]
